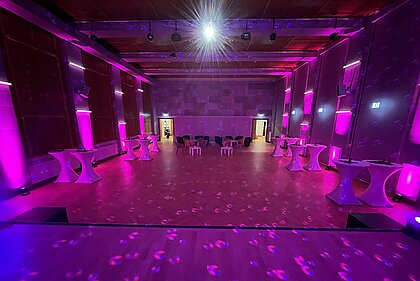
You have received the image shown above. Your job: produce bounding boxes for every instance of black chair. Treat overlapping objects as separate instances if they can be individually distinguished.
[243,137,252,147]
[203,136,210,146]
[176,136,185,145]
[225,136,233,140]
[235,136,244,140]
[182,135,191,140]
[194,135,204,140]
[214,136,223,146]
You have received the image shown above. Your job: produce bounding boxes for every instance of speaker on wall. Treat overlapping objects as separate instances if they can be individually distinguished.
[78,85,90,99]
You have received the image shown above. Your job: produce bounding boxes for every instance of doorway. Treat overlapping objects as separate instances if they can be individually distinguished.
[252,118,268,142]
[158,118,174,142]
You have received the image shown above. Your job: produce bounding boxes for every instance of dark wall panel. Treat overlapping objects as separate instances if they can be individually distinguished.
[143,83,154,133]
[82,51,116,144]
[0,9,76,157]
[289,64,307,137]
[121,71,139,137]
[311,42,348,163]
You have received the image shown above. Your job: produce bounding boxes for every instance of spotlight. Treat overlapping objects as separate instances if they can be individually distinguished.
[204,24,215,40]
[147,32,154,41]
[20,186,30,196]
[92,161,98,168]
[269,32,276,41]
[241,31,251,41]
[171,32,182,42]
[329,32,338,40]
[89,34,98,41]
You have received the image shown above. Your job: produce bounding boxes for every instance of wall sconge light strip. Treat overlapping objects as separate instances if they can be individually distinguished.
[291,110,296,115]
[115,90,124,95]
[162,113,169,117]
[336,110,352,114]
[318,107,324,113]
[69,62,86,70]
[304,90,313,95]
[343,60,361,69]
[76,109,92,113]
[137,88,144,92]
[0,81,12,86]
[300,122,310,126]
[282,113,288,117]
[118,122,127,125]
[285,88,291,92]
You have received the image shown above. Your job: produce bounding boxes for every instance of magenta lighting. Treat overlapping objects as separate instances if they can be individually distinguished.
[118,122,127,150]
[300,122,310,126]
[336,110,352,114]
[115,90,124,95]
[118,122,127,125]
[303,90,313,95]
[343,60,361,69]
[75,110,94,150]
[0,81,12,86]
[328,146,342,168]
[137,88,144,92]
[76,109,92,113]
[68,61,86,70]
[257,113,264,117]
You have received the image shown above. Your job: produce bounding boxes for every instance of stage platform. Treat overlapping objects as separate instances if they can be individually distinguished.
[0,222,419,281]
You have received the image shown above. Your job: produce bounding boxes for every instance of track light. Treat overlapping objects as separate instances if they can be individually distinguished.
[241,20,251,41]
[147,21,153,42]
[171,21,182,42]
[269,32,276,41]
[269,19,276,41]
[329,32,338,40]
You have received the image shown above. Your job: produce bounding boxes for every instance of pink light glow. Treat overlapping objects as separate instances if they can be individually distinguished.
[76,111,94,150]
[0,86,28,190]
[336,110,352,114]
[303,91,313,115]
[284,88,291,104]
[139,114,145,134]
[282,114,289,128]
[115,90,124,95]
[335,111,352,135]
[396,163,420,201]
[409,93,420,144]
[118,123,127,151]
[303,90,313,95]
[328,146,342,168]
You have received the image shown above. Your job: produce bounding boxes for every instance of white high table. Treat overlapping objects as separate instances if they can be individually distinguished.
[70,150,102,184]
[138,139,153,161]
[149,135,160,152]
[48,149,79,183]
[123,139,139,161]
[271,137,284,158]
[326,159,369,205]
[284,137,299,156]
[358,160,403,207]
[304,144,327,171]
[286,144,305,171]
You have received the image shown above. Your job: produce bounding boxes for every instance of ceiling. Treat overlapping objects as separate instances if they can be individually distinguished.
[34,0,395,78]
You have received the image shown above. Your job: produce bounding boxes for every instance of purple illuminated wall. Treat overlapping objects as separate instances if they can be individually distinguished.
[151,79,278,137]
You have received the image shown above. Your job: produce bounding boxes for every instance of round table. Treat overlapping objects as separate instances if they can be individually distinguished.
[272,137,284,158]
[304,144,327,171]
[123,139,139,161]
[48,149,79,183]
[286,144,305,171]
[138,139,153,161]
[70,150,102,184]
[149,135,160,152]
[284,137,299,156]
[326,159,369,205]
[358,160,403,207]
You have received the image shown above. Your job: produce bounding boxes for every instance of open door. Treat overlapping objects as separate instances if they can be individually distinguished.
[252,118,269,142]
[158,118,174,142]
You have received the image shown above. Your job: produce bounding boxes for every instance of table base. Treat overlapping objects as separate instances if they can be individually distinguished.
[326,187,362,205]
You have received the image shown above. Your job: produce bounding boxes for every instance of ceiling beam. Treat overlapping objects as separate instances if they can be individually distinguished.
[0,0,152,84]
[120,51,317,63]
[144,68,292,76]
[73,18,364,38]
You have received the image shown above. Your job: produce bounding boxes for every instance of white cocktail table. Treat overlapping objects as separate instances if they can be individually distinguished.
[149,135,160,152]
[286,144,305,171]
[138,139,152,161]
[326,159,369,205]
[358,160,403,207]
[70,150,102,184]
[123,139,139,161]
[304,144,327,171]
[284,137,299,156]
[48,149,79,183]
[272,137,284,158]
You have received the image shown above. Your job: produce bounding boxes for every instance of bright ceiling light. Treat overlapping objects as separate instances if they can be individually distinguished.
[204,24,215,40]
